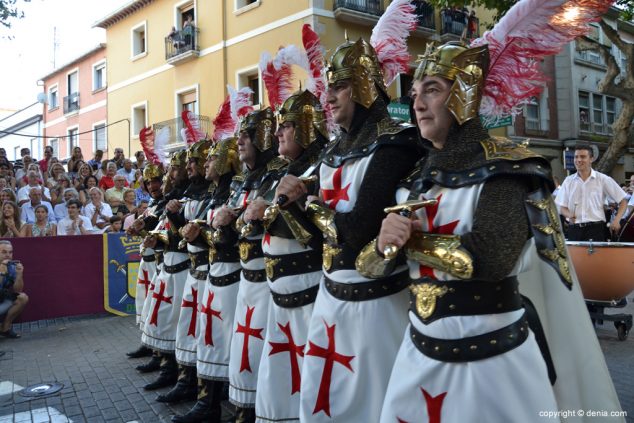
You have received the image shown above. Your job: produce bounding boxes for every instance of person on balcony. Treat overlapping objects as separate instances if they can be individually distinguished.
[182,16,195,50]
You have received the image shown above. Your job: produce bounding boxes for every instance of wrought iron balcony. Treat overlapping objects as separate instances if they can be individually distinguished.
[440,9,479,40]
[152,114,211,148]
[165,26,200,65]
[333,0,383,16]
[414,1,435,31]
[63,93,80,114]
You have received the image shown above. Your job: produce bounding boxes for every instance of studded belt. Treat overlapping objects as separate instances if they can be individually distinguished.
[271,284,320,309]
[209,269,241,287]
[238,239,264,263]
[163,259,191,274]
[189,269,208,280]
[212,248,240,264]
[409,312,530,362]
[189,250,209,268]
[264,250,322,282]
[142,254,156,262]
[243,269,266,283]
[324,271,409,302]
[409,277,522,324]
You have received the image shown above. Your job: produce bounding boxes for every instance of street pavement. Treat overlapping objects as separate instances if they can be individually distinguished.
[0,303,632,423]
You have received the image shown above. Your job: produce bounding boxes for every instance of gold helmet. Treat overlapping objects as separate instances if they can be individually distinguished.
[187,139,214,175]
[327,37,386,109]
[239,107,277,152]
[207,137,241,176]
[414,42,489,125]
[278,90,328,149]
[170,150,187,168]
[142,163,163,183]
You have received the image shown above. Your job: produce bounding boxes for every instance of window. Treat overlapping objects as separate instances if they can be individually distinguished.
[235,0,260,12]
[67,70,78,96]
[592,93,604,133]
[13,147,19,161]
[93,61,106,91]
[131,21,147,59]
[48,84,59,110]
[606,97,616,135]
[176,1,195,29]
[67,127,79,156]
[132,102,148,137]
[578,91,618,135]
[30,138,41,161]
[94,122,107,151]
[397,73,413,98]
[50,139,59,158]
[578,91,590,132]
[237,67,261,107]
[525,97,540,131]
[178,89,198,114]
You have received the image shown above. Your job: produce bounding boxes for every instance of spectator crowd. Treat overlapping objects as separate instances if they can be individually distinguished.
[0,146,150,238]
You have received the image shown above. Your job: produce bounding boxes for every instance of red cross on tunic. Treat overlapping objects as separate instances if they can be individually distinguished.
[419,194,459,279]
[137,269,150,297]
[321,166,351,210]
[200,292,222,346]
[269,322,305,395]
[397,387,448,423]
[149,280,172,326]
[263,232,271,246]
[305,321,355,417]
[235,305,264,373]
[181,287,198,337]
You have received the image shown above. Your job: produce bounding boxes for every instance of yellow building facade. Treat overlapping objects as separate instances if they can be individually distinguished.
[96,0,496,156]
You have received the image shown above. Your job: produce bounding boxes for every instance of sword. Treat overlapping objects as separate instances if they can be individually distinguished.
[382,199,438,260]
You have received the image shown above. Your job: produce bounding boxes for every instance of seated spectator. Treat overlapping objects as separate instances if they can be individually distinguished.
[0,240,27,338]
[130,169,143,190]
[134,151,146,170]
[78,175,99,206]
[0,202,23,238]
[17,171,51,206]
[18,163,44,188]
[0,188,17,205]
[20,187,55,225]
[0,162,16,190]
[0,178,7,191]
[134,175,152,205]
[105,215,123,233]
[50,174,72,206]
[14,155,34,182]
[39,145,54,176]
[74,163,93,190]
[57,199,92,235]
[117,159,137,185]
[67,146,84,180]
[117,189,138,218]
[105,175,127,214]
[23,205,56,237]
[111,148,125,169]
[87,149,103,172]
[123,199,149,230]
[54,188,80,222]
[46,163,67,189]
[98,162,118,191]
[83,187,113,232]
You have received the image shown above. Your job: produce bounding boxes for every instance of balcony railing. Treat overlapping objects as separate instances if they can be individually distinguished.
[414,1,435,30]
[333,0,383,17]
[63,93,80,114]
[441,9,479,38]
[152,114,211,148]
[165,27,200,61]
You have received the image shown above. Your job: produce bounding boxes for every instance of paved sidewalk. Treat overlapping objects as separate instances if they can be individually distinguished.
[0,305,632,423]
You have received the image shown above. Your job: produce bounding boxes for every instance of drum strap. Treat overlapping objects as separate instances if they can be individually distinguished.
[522,295,557,385]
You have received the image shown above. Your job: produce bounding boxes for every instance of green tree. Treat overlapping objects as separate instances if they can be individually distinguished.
[0,0,30,29]
[427,0,634,173]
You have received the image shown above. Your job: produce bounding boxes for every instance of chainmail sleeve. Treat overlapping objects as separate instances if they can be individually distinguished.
[460,175,532,281]
[334,145,421,251]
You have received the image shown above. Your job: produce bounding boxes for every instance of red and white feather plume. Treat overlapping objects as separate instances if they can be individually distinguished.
[260,45,307,110]
[370,0,418,86]
[472,0,615,125]
[139,126,170,167]
[228,85,254,128]
[181,110,207,145]
[212,95,235,142]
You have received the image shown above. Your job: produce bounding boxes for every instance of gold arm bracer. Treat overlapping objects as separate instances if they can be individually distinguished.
[405,233,473,279]
[306,202,338,244]
[355,238,394,279]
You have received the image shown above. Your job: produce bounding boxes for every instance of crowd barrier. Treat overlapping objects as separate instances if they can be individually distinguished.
[8,233,142,323]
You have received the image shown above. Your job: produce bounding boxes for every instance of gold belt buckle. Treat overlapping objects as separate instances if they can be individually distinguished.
[239,242,253,262]
[264,257,281,280]
[322,243,342,271]
[409,283,448,320]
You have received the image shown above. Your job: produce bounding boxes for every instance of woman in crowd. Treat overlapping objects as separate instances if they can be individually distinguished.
[82,187,113,232]
[117,188,138,218]
[0,202,23,237]
[19,164,43,188]
[47,163,66,189]
[74,163,93,189]
[98,162,117,191]
[50,174,72,206]
[78,175,99,206]
[134,172,151,205]
[123,199,148,230]
[23,204,56,237]
[0,188,17,205]
[67,146,84,179]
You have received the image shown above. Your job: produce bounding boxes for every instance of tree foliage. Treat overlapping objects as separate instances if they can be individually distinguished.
[0,0,30,29]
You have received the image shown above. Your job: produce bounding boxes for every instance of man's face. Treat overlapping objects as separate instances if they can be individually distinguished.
[237,131,256,168]
[45,147,53,158]
[276,122,302,160]
[21,148,30,158]
[67,203,79,218]
[123,160,132,171]
[0,166,9,177]
[89,191,102,203]
[204,155,219,181]
[138,202,148,215]
[0,149,6,158]
[114,176,126,189]
[107,165,116,177]
[169,165,181,183]
[0,244,13,262]
[22,156,32,167]
[114,149,124,160]
[137,152,145,162]
[411,77,455,145]
[95,151,103,161]
[186,159,199,179]
[574,149,593,173]
[63,191,74,202]
[147,179,162,199]
[326,79,355,131]
[29,189,42,204]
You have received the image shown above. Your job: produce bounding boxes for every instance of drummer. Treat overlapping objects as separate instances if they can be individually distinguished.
[556,145,627,241]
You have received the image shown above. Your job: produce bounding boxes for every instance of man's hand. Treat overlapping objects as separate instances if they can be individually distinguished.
[243,198,268,222]
[14,262,24,276]
[275,175,307,207]
[166,200,182,213]
[181,222,201,243]
[610,220,621,234]
[377,213,414,254]
[212,206,237,229]
[143,235,157,249]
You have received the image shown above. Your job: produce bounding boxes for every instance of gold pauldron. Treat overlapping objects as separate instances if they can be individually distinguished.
[149,230,169,245]
[306,202,338,244]
[405,233,473,279]
[355,238,392,279]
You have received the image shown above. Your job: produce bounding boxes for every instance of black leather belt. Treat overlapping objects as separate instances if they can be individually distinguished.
[324,271,409,302]
[189,269,207,280]
[271,284,319,308]
[189,250,209,268]
[410,312,529,362]
[264,250,322,282]
[142,254,156,262]
[243,269,266,283]
[164,260,191,274]
[569,221,604,228]
[213,248,240,263]
[210,269,241,287]
[238,239,264,263]
[410,277,522,324]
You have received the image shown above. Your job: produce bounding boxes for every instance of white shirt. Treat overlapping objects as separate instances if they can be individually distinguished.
[20,201,56,224]
[57,216,94,235]
[53,203,68,222]
[117,168,136,185]
[555,169,626,223]
[82,202,113,225]
[17,184,51,203]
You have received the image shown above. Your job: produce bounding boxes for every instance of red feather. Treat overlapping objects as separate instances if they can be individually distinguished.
[302,24,335,135]
[260,47,297,110]
[212,95,235,142]
[139,126,162,166]
[181,110,206,145]
[229,85,254,124]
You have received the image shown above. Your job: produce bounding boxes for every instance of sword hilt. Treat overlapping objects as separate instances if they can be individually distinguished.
[383,199,438,260]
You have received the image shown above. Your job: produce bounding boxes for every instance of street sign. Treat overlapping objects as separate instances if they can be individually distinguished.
[483,115,512,129]
[564,150,575,171]
[388,102,410,121]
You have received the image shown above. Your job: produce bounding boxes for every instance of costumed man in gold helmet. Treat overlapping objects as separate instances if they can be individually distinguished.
[212,107,286,423]
[362,40,623,422]
[140,150,190,391]
[156,139,214,404]
[171,136,242,423]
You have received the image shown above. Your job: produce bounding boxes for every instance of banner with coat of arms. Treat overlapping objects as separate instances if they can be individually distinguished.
[103,233,143,316]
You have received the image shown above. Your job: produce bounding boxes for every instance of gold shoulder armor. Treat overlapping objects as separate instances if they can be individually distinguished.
[405,233,473,279]
[480,136,542,162]
[267,156,290,172]
[355,238,393,279]
[232,175,245,183]
[376,118,414,138]
[305,202,338,244]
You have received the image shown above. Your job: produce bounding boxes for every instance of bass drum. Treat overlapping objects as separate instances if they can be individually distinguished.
[566,241,634,301]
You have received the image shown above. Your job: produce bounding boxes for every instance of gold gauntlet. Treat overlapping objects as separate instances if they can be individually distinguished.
[306,202,338,244]
[149,229,169,245]
[405,233,473,279]
[355,238,393,279]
